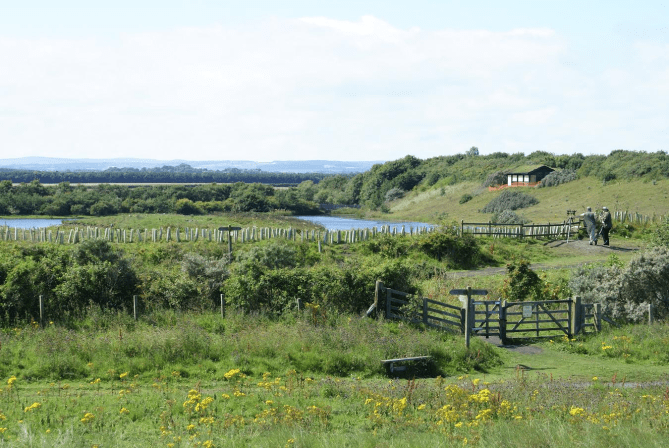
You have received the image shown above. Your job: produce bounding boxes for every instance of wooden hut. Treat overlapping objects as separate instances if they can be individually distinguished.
[506,165,554,187]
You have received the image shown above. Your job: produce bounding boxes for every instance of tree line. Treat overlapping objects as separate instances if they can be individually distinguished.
[0,163,327,186]
[0,150,667,216]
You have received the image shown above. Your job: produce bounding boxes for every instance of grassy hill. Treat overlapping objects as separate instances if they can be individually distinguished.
[383,177,669,224]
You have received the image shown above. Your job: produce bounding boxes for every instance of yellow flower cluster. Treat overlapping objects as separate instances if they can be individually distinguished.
[24,402,41,413]
[224,369,241,380]
[80,412,95,424]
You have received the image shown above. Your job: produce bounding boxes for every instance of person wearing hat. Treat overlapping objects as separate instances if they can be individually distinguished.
[600,206,612,246]
[580,206,597,244]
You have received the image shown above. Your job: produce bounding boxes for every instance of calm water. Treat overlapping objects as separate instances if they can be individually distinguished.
[294,216,435,232]
[0,218,67,229]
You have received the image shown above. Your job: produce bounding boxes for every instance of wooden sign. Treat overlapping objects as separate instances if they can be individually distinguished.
[219,226,242,231]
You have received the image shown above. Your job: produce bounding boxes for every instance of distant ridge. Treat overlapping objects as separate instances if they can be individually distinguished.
[0,157,380,174]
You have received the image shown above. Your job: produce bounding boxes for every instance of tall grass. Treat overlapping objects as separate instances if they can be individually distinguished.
[0,309,501,382]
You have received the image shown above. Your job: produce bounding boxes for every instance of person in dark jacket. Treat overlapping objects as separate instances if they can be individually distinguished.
[600,206,612,246]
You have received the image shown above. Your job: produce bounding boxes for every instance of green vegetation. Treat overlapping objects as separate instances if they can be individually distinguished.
[0,312,668,447]
[0,163,327,185]
[481,190,539,214]
[1,149,669,445]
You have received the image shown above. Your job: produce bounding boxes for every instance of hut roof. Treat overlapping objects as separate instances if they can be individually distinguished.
[507,164,554,175]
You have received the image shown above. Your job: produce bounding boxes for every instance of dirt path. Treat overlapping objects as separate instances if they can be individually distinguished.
[449,238,642,278]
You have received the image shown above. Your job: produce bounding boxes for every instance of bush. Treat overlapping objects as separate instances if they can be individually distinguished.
[492,210,530,224]
[650,218,669,248]
[481,190,539,214]
[539,169,578,187]
[384,187,406,202]
[500,259,542,302]
[459,194,473,204]
[569,247,669,322]
[482,170,508,188]
[415,228,491,268]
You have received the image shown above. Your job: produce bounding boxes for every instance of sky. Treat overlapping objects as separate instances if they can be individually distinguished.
[1,1,668,162]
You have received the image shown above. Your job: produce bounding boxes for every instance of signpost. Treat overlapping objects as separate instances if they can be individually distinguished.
[219,225,242,257]
[449,286,489,348]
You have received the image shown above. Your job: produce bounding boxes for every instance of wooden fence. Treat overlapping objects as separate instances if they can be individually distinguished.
[462,210,668,239]
[371,283,602,347]
[460,220,579,239]
[0,223,434,247]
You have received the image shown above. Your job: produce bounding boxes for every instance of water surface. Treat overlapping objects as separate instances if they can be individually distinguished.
[294,216,435,232]
[0,218,67,229]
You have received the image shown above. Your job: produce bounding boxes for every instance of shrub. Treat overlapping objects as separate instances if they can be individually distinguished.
[482,170,508,188]
[415,228,491,268]
[500,259,542,302]
[492,210,530,224]
[459,194,473,204]
[481,190,539,214]
[384,187,406,202]
[539,169,578,187]
[569,247,669,322]
[650,218,669,248]
[181,253,230,306]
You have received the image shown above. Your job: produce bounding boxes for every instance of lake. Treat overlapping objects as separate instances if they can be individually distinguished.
[0,218,68,229]
[294,216,435,232]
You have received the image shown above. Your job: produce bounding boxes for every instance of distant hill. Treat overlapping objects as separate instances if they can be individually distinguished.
[0,157,379,174]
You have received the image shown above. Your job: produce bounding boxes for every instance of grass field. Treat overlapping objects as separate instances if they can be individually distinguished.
[1,311,668,447]
[382,178,669,224]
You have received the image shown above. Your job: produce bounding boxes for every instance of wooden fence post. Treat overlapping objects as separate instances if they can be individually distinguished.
[499,300,507,344]
[386,287,392,319]
[133,295,138,321]
[648,303,653,325]
[422,297,428,325]
[39,295,44,328]
[571,296,581,335]
[220,294,225,318]
[464,287,473,348]
[594,303,602,331]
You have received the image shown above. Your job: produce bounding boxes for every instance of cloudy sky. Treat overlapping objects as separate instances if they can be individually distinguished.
[1,1,668,162]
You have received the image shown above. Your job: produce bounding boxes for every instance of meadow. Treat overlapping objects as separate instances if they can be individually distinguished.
[1,309,668,447]
[0,200,667,446]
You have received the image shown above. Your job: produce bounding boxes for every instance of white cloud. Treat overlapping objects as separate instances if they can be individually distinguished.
[0,15,667,161]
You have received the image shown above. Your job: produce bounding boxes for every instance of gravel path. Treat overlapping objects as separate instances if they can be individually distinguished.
[449,238,641,279]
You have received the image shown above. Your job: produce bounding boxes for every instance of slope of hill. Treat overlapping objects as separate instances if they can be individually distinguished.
[385,177,669,224]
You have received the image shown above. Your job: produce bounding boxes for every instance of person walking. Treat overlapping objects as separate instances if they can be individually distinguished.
[580,206,597,245]
[600,206,612,246]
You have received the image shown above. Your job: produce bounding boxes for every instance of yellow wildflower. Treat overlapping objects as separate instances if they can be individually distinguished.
[24,402,42,412]
[224,369,241,380]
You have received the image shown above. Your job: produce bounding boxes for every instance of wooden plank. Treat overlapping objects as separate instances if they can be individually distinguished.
[505,300,572,306]
[538,304,568,332]
[381,356,431,363]
[425,298,461,311]
[506,309,569,316]
[389,297,409,306]
[426,307,461,320]
[387,289,412,297]
[426,315,462,327]
[505,329,567,335]
[509,318,569,325]
[450,289,488,296]
[425,321,460,332]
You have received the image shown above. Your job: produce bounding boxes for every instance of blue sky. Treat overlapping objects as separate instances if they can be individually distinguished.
[1,1,668,161]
